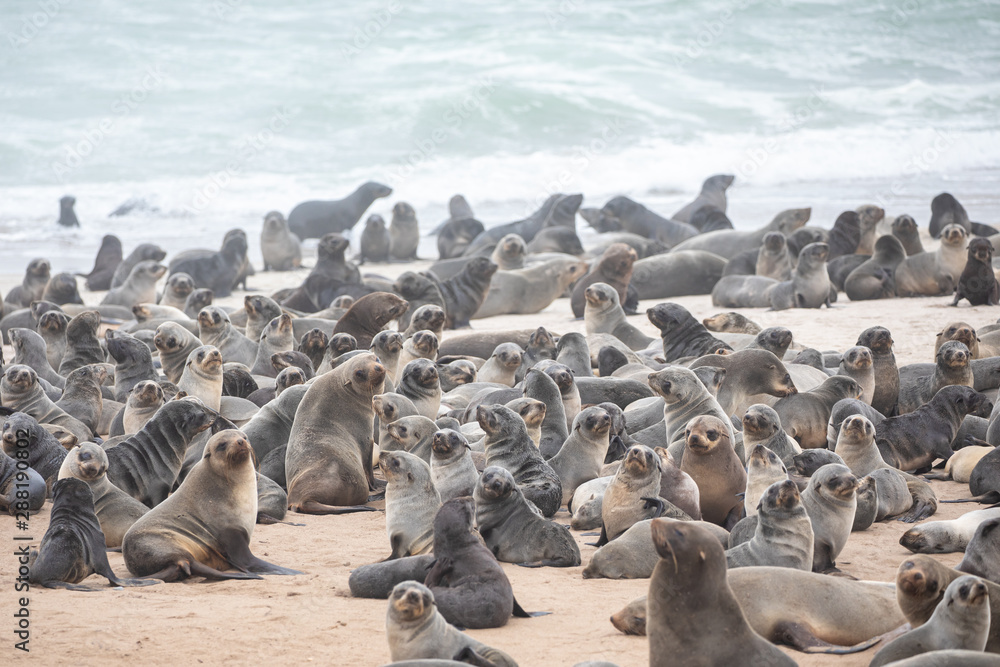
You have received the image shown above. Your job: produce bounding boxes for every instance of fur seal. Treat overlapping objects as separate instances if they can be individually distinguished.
[197,306,257,367]
[473,466,580,567]
[476,343,522,387]
[673,207,812,258]
[57,443,148,547]
[871,575,991,666]
[478,404,562,517]
[5,258,51,308]
[116,379,164,435]
[1,365,92,444]
[42,272,83,305]
[384,416,438,463]
[892,213,924,256]
[102,260,167,307]
[437,216,486,260]
[106,329,157,402]
[548,406,611,504]
[583,282,654,350]
[681,416,745,527]
[260,210,302,270]
[430,430,477,503]
[10,326,65,389]
[895,223,968,296]
[178,345,224,411]
[742,406,800,468]
[570,243,637,318]
[393,271,446,331]
[929,192,971,238]
[957,518,1000,584]
[153,321,202,384]
[844,234,906,301]
[111,243,166,290]
[385,581,518,666]
[599,195,698,246]
[37,309,70,370]
[836,345,875,405]
[582,517,727,580]
[1,411,67,489]
[397,359,442,420]
[474,257,587,319]
[743,443,789,517]
[953,237,999,306]
[285,353,384,513]
[489,234,526,270]
[801,463,858,572]
[647,302,731,361]
[29,478,153,590]
[168,230,250,297]
[772,375,863,449]
[727,479,813,570]
[630,250,728,300]
[158,272,195,309]
[523,367,569,459]
[332,292,408,349]
[359,213,391,264]
[672,174,734,222]
[647,365,732,447]
[249,313,294,377]
[0,447,46,515]
[688,348,797,417]
[382,450,440,559]
[858,326,899,417]
[288,181,392,240]
[56,364,106,435]
[599,444,664,542]
[702,311,762,335]
[898,341,974,415]
[404,304,446,341]
[80,234,123,291]
[900,507,1000,554]
[122,430,300,580]
[184,287,213,318]
[825,211,861,260]
[767,241,832,310]
[647,519,796,667]
[755,232,794,280]
[389,202,420,261]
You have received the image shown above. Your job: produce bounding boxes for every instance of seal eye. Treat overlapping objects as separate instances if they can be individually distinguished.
[81,452,91,461]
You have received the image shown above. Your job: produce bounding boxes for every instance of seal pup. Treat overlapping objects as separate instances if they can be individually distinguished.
[384,416,438,463]
[599,195,698,247]
[358,213,391,264]
[385,581,519,666]
[742,405,800,468]
[476,343,523,387]
[895,223,968,296]
[1,365,92,444]
[332,292,408,349]
[772,375,863,449]
[397,359,442,420]
[158,272,195,309]
[285,354,386,513]
[437,217,485,259]
[478,404,562,517]
[55,365,106,435]
[169,229,251,296]
[647,519,796,667]
[102,260,167,307]
[726,480,814,571]
[425,497,525,629]
[111,243,167,289]
[249,313,295,377]
[122,430,300,580]
[929,192,971,238]
[681,415,746,527]
[57,443,149,548]
[900,507,1000,554]
[953,237,999,306]
[755,231,794,280]
[583,282,654,350]
[5,257,50,308]
[404,304,446,341]
[197,306,257,367]
[836,345,875,405]
[29,478,154,590]
[37,309,70,370]
[436,257,497,328]
[671,174,734,222]
[958,519,1000,584]
[898,341,974,415]
[56,310,103,377]
[80,234,123,291]
[801,463,858,572]
[646,302,731,361]
[858,325,899,417]
[288,181,393,239]
[547,406,612,504]
[430,430,478,503]
[42,272,84,305]
[117,379,164,435]
[489,233,526,270]
[153,321,202,384]
[892,213,924,255]
[177,345,224,411]
[767,241,832,310]
[743,443,789,517]
[473,466,580,567]
[106,329,158,402]
[389,202,420,260]
[184,287,213,318]
[382,450,440,559]
[871,575,991,667]
[570,243,637,318]
[260,210,302,271]
[524,367,569,459]
[844,234,906,301]
[599,444,664,543]
[1,411,68,490]
[0,447,46,515]
[647,365,733,448]
[10,326,65,389]
[702,311,762,335]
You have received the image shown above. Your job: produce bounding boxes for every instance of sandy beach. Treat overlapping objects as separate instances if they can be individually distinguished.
[0,251,992,667]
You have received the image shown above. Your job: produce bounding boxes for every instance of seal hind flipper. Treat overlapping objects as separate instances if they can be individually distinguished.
[453,647,495,667]
[941,491,1000,504]
[512,597,551,618]
[290,500,378,515]
[812,540,836,573]
[589,524,610,548]
[774,621,880,654]
[219,527,302,576]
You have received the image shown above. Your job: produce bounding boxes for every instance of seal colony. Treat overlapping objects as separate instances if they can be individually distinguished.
[4,182,1000,665]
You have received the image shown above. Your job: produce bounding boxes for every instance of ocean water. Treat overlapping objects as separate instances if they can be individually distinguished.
[1,0,999,272]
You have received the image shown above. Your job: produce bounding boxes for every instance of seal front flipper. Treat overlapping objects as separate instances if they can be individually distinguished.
[512,597,551,618]
[423,556,453,588]
[219,527,302,576]
[812,540,836,573]
[453,646,495,667]
[641,496,666,519]
[774,621,880,654]
[385,533,409,561]
[589,524,609,548]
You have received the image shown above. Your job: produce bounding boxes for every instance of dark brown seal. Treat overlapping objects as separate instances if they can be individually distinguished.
[332,292,409,349]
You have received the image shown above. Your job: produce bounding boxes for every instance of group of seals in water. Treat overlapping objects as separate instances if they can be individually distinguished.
[6,182,1000,665]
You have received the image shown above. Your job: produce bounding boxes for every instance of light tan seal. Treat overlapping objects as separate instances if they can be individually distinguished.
[381,450,440,559]
[681,415,746,528]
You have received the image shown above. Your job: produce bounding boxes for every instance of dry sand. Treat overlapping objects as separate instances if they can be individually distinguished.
[0,254,993,666]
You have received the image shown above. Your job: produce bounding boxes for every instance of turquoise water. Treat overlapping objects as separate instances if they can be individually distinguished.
[1,0,999,269]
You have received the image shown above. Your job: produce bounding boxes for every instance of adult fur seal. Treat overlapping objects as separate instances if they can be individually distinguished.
[332,292,408,349]
[871,575,991,667]
[29,478,154,590]
[570,243,637,318]
[473,466,580,567]
[122,430,301,580]
[630,250,728,300]
[599,195,698,246]
[772,375,863,449]
[287,181,393,239]
[473,257,587,319]
[671,207,811,259]
[953,237,999,306]
[844,234,907,301]
[425,497,523,629]
[79,234,123,291]
[260,210,302,271]
[928,192,971,238]
[385,581,518,666]
[478,404,562,517]
[102,260,167,307]
[57,443,148,548]
[286,353,385,513]
[647,519,796,667]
